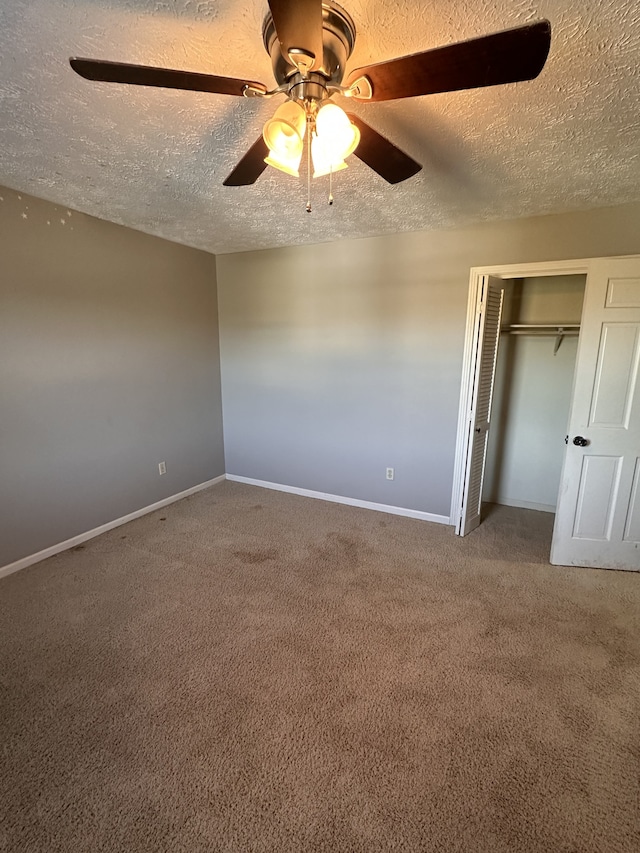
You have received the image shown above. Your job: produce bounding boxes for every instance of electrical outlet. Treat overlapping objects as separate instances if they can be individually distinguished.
[158,461,167,475]
[386,467,394,480]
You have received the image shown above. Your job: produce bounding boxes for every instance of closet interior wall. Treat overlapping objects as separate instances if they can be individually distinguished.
[483,275,586,513]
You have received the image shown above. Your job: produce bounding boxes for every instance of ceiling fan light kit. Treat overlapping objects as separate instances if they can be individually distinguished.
[262,99,360,181]
[70,1,552,207]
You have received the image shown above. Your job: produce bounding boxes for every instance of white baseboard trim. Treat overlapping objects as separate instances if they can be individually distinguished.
[0,475,226,580]
[489,497,556,514]
[226,474,451,525]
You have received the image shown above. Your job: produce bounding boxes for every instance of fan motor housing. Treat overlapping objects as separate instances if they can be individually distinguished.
[262,1,356,88]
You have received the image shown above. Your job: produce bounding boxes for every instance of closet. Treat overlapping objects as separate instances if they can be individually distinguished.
[483,274,587,513]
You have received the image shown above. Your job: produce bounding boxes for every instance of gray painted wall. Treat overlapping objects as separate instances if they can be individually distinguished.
[0,187,223,567]
[217,202,640,519]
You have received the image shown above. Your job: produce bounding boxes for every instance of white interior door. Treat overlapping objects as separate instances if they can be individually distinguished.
[458,276,504,535]
[551,257,640,570]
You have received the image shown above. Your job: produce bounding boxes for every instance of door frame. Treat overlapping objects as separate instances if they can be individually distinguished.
[451,258,591,533]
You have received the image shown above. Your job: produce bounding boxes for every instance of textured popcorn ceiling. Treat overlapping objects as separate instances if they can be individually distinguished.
[1,0,639,254]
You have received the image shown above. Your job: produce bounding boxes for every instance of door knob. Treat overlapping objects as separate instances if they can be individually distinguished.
[573,436,589,447]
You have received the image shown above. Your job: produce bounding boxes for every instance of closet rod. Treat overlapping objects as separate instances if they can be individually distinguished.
[503,324,581,331]
[503,329,580,334]
[501,324,580,355]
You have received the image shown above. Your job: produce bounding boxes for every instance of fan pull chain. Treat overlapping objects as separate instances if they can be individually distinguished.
[329,166,334,206]
[306,122,312,213]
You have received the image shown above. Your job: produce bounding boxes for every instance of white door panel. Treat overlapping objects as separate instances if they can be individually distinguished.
[605,277,640,308]
[624,460,640,541]
[589,323,640,427]
[551,258,640,570]
[572,455,622,540]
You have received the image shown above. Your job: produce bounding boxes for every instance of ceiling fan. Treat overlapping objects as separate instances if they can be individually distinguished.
[70,0,551,190]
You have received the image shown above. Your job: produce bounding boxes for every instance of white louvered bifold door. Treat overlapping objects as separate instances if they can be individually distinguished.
[458,276,505,536]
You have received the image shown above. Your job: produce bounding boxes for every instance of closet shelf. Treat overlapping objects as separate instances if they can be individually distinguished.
[501,324,581,355]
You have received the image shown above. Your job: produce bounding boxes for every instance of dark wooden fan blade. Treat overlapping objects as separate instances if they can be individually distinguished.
[347,115,421,184]
[267,0,324,72]
[223,137,270,186]
[347,20,551,102]
[70,58,267,97]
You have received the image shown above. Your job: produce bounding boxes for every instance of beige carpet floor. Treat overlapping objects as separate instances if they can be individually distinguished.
[1,481,639,852]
